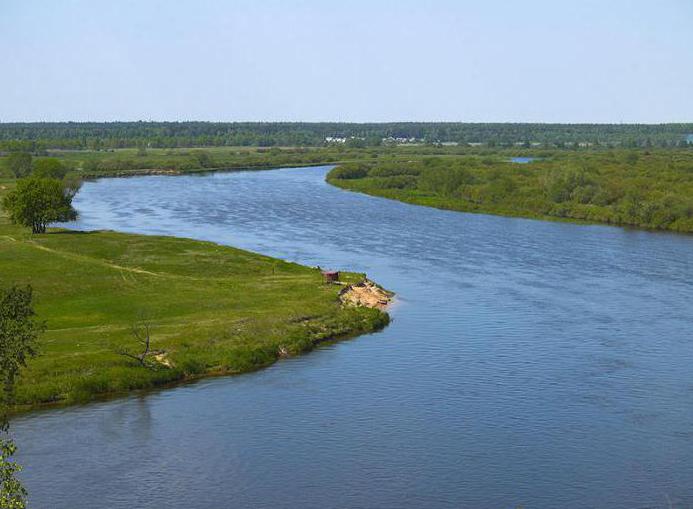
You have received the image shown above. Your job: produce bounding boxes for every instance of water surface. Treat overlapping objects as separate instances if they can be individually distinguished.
[509,156,537,163]
[14,166,693,508]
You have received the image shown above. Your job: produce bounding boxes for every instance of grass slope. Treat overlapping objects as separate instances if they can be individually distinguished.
[0,179,388,411]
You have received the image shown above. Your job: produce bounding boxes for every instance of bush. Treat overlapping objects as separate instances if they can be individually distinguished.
[418,167,474,197]
[5,152,32,178]
[32,158,67,179]
[368,164,421,177]
[371,176,418,190]
[330,164,369,179]
[190,150,215,168]
[544,169,591,203]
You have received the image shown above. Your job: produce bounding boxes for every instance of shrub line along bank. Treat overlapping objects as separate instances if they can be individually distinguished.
[326,149,693,234]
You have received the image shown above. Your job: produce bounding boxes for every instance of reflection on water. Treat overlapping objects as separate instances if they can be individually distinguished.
[13,166,693,509]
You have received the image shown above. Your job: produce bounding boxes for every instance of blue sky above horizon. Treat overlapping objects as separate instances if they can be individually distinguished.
[1,0,692,123]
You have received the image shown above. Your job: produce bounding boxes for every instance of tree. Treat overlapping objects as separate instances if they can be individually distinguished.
[345,137,366,148]
[0,286,41,395]
[31,158,67,179]
[5,153,32,178]
[116,314,165,370]
[0,439,26,509]
[0,285,43,509]
[2,177,79,234]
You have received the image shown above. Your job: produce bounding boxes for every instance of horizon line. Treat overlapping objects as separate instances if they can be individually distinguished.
[1,120,693,126]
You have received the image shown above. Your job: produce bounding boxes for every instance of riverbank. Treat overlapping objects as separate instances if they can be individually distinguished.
[0,180,390,413]
[77,160,336,179]
[326,149,693,234]
[339,279,393,310]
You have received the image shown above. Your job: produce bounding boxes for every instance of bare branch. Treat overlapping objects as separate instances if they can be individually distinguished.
[115,313,159,369]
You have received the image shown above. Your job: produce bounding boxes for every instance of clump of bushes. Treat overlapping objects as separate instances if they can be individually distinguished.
[368,163,421,177]
[329,163,369,179]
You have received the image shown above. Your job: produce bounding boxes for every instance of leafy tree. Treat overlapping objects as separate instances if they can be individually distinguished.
[0,285,43,509]
[365,135,383,147]
[31,158,67,179]
[2,177,79,233]
[345,138,366,149]
[5,153,32,179]
[0,286,41,394]
[0,439,26,509]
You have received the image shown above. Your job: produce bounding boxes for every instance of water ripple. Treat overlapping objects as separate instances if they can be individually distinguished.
[13,166,693,509]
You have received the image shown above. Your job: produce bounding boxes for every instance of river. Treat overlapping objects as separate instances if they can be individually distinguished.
[13,166,693,508]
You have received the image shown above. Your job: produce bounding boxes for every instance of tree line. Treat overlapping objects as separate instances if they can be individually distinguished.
[0,122,691,151]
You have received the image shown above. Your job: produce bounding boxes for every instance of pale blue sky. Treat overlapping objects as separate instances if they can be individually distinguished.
[1,0,692,122]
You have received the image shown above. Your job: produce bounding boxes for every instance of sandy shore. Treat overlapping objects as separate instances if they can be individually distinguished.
[339,279,393,310]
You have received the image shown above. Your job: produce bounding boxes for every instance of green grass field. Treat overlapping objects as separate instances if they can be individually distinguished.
[0,179,388,412]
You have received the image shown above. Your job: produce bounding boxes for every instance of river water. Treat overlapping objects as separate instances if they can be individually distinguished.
[13,166,693,508]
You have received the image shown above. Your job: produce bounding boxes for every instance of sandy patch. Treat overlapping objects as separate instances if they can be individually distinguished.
[339,279,393,310]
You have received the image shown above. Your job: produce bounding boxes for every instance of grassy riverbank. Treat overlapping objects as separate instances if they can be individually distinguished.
[0,179,388,412]
[1,146,368,178]
[327,149,693,233]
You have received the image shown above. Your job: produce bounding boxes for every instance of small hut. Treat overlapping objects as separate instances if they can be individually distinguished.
[322,270,340,283]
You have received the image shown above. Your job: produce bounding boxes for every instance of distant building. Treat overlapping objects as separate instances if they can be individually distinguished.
[381,137,419,145]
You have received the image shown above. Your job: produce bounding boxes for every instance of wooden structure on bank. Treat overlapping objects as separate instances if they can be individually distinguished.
[322,270,340,283]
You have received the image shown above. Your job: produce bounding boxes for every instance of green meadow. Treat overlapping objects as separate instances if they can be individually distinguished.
[0,179,388,411]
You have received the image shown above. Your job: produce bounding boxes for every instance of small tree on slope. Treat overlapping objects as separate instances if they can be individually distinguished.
[2,177,79,234]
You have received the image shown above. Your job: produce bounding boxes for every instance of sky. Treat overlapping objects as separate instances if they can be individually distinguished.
[1,0,692,123]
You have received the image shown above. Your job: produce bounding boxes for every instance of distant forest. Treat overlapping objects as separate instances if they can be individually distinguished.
[0,122,691,150]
